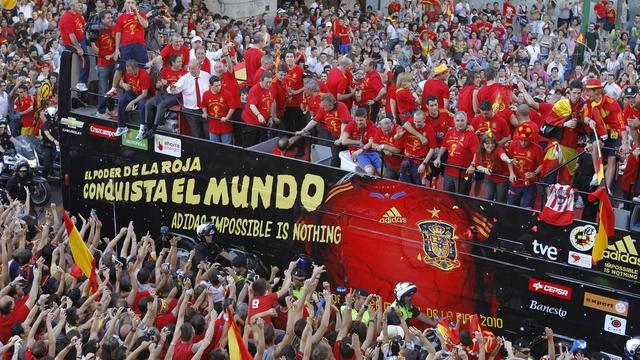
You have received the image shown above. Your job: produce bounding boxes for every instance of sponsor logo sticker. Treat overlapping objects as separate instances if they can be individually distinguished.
[570,225,596,251]
[604,314,626,335]
[89,123,117,140]
[154,134,181,158]
[583,292,628,317]
[121,129,148,150]
[60,117,84,135]
[532,240,558,260]
[568,251,592,269]
[528,299,567,318]
[602,236,639,281]
[417,220,460,271]
[528,278,572,300]
[380,207,407,224]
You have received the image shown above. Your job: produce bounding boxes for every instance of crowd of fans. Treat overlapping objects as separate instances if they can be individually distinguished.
[1,0,640,358]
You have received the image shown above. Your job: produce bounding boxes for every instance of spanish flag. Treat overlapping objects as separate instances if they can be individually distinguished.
[226,306,253,360]
[587,160,615,263]
[63,211,98,293]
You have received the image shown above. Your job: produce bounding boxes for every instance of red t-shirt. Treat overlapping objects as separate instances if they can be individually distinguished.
[426,110,453,147]
[242,84,273,125]
[586,95,623,137]
[457,85,476,121]
[401,121,437,162]
[14,95,35,127]
[442,128,480,177]
[373,125,404,168]
[621,147,639,193]
[160,66,187,91]
[160,44,190,68]
[173,340,194,360]
[220,70,242,109]
[624,104,640,138]
[202,89,234,134]
[96,28,116,67]
[156,312,176,330]
[0,296,30,343]
[386,82,397,116]
[470,113,512,141]
[395,88,418,123]
[115,11,147,46]
[59,10,85,45]
[315,102,352,138]
[286,65,304,107]
[594,1,606,17]
[476,82,512,119]
[244,47,264,87]
[421,79,450,111]
[506,140,543,186]
[606,8,616,24]
[124,68,151,94]
[326,68,350,100]
[475,147,509,183]
[343,119,377,152]
[247,293,278,325]
[304,93,322,115]
[503,3,516,24]
[362,70,384,103]
[271,79,288,117]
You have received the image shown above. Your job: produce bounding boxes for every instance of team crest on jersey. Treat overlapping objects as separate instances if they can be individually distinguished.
[417,220,460,271]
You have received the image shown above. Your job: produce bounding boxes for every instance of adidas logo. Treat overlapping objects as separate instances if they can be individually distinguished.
[604,236,639,265]
[380,207,407,224]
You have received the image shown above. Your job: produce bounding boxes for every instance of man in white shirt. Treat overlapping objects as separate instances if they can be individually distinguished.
[305,47,319,70]
[314,52,331,76]
[0,81,9,119]
[169,59,210,139]
[455,0,471,24]
[604,73,622,100]
[385,18,399,52]
[526,37,541,66]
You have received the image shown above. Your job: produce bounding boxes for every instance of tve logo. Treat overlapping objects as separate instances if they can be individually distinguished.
[528,278,572,300]
[532,240,559,260]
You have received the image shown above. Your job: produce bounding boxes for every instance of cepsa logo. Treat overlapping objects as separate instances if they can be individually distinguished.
[528,278,572,300]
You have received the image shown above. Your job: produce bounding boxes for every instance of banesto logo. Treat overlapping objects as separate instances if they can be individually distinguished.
[529,299,568,318]
[583,292,629,317]
[528,278,572,300]
[380,207,407,224]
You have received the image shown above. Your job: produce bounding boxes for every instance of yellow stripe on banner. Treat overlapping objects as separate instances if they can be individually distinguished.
[64,213,94,278]
[325,185,353,203]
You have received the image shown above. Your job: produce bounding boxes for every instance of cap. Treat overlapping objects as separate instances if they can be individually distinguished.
[277,8,286,14]
[231,254,247,268]
[434,63,449,75]
[17,164,29,172]
[354,288,369,296]
[625,85,639,97]
[514,123,534,140]
[292,268,307,278]
[191,36,203,44]
[585,79,603,89]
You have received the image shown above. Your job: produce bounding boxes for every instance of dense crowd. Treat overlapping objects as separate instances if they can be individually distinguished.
[0,0,640,358]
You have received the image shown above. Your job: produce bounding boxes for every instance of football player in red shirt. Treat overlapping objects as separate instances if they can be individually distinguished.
[59,0,89,91]
[360,58,386,121]
[253,54,274,88]
[396,110,437,185]
[13,86,35,135]
[242,72,275,146]
[395,73,419,124]
[296,94,351,167]
[271,65,289,125]
[340,108,380,176]
[117,59,151,135]
[470,101,512,145]
[244,33,266,88]
[326,57,355,108]
[284,49,305,132]
[435,111,479,195]
[148,34,189,69]
[106,0,149,97]
[202,75,236,144]
[421,63,450,112]
[302,79,322,118]
[503,123,543,208]
[141,54,186,139]
[91,10,117,119]
[372,118,403,179]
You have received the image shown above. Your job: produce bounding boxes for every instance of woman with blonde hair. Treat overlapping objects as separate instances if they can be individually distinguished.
[473,133,510,202]
[395,72,419,124]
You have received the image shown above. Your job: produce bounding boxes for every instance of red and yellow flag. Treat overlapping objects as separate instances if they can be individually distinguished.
[587,160,615,263]
[576,32,586,46]
[63,211,98,293]
[226,306,253,360]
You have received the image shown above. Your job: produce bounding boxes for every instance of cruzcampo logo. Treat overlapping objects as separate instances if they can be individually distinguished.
[121,129,148,150]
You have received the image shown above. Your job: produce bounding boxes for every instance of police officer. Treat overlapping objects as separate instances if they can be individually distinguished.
[0,119,16,155]
[388,281,436,326]
[193,222,231,269]
[39,106,59,178]
[6,161,31,203]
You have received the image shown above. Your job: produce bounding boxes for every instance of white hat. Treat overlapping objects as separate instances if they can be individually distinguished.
[377,325,405,342]
[191,36,203,44]
[326,22,332,28]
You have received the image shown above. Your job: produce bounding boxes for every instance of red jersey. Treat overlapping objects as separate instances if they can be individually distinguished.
[326,68,350,101]
[594,1,606,17]
[96,28,116,67]
[59,10,85,45]
[586,95,624,138]
[244,47,263,87]
[115,11,147,46]
[304,93,322,115]
[506,140,543,186]
[373,125,404,168]
[14,95,35,127]
[271,79,288,117]
[621,147,639,193]
[315,102,352,138]
[242,84,273,125]
[396,88,418,123]
[220,70,242,109]
[624,104,640,138]
[470,113,512,141]
[402,121,437,162]
[343,119,377,152]
[386,82,397,116]
[253,67,266,88]
[173,340,194,360]
[362,70,384,103]
[0,296,29,343]
[606,7,616,24]
[286,65,304,107]
[124,68,151,94]
[202,89,234,134]
[160,44,190,68]
[426,110,454,147]
[476,82,512,119]
[475,147,509,183]
[421,79,450,111]
[503,3,516,24]
[458,85,476,120]
[442,128,480,177]
[247,293,278,325]
[160,66,187,91]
